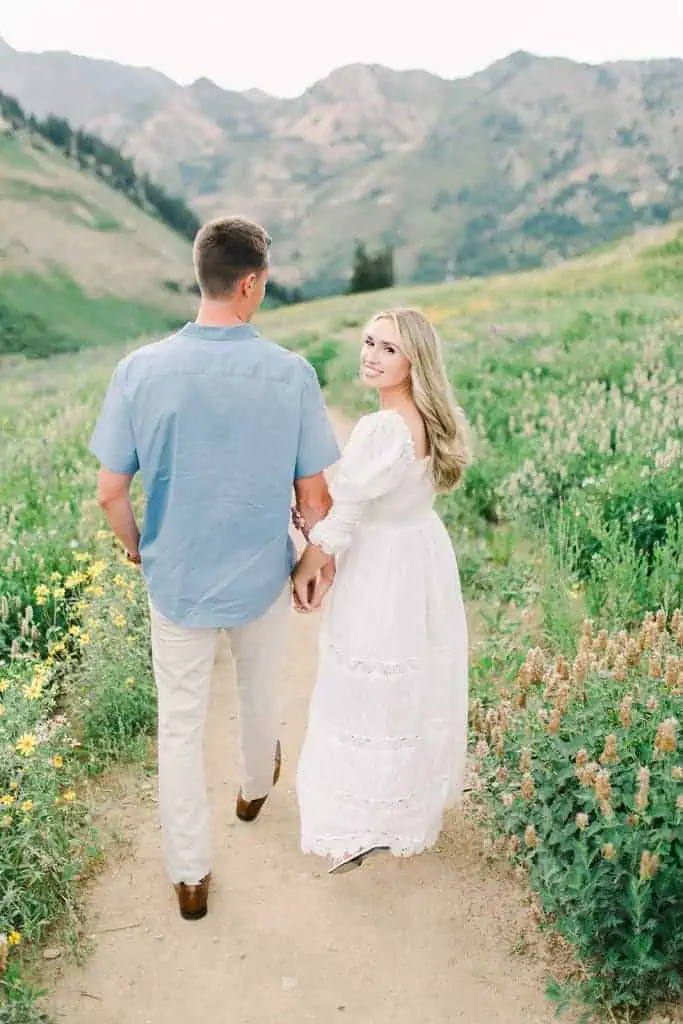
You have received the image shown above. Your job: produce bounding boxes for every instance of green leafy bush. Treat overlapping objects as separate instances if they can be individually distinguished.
[471,611,683,1015]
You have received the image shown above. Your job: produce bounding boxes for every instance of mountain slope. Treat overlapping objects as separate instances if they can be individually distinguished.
[0,109,196,356]
[3,41,683,293]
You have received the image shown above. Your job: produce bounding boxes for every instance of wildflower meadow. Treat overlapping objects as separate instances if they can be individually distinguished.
[1,226,682,1021]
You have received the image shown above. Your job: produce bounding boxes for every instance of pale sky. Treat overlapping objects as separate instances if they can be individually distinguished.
[3,0,683,97]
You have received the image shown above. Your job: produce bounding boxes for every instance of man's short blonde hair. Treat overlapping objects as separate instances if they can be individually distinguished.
[192,216,271,297]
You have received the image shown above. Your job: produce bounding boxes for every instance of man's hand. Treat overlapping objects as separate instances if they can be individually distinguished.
[97,468,141,561]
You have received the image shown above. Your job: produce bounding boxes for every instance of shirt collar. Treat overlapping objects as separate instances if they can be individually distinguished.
[178,322,260,342]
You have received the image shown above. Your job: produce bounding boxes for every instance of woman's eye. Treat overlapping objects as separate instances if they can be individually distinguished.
[385,346,395,355]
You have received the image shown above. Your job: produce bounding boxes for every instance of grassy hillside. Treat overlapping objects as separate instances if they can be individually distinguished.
[1,221,682,1019]
[0,124,196,356]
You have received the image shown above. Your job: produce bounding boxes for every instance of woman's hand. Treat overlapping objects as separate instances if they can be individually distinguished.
[291,546,335,613]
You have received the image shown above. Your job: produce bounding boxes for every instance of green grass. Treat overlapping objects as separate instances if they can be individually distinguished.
[0,341,155,1019]
[0,180,124,231]
[0,134,40,172]
[0,273,185,357]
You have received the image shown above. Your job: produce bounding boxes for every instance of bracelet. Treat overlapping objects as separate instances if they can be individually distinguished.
[126,550,142,565]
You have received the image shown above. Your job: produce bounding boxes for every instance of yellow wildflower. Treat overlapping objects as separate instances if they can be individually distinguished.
[34,584,50,606]
[123,677,135,689]
[61,790,76,803]
[69,625,81,637]
[85,585,105,598]
[20,800,33,813]
[52,754,64,769]
[50,572,62,583]
[0,679,9,693]
[65,572,86,589]
[78,633,90,647]
[114,574,126,587]
[74,552,90,563]
[9,782,18,791]
[0,794,15,807]
[672,766,683,781]
[16,734,36,756]
[113,613,126,629]
[0,815,12,828]
[23,680,42,701]
[95,529,109,541]
[52,587,65,600]
[88,560,107,579]
[7,932,21,947]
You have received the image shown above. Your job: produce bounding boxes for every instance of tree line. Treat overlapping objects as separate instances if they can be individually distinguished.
[0,90,201,241]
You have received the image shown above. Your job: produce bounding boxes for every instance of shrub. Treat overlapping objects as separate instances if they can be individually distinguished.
[470,610,683,1015]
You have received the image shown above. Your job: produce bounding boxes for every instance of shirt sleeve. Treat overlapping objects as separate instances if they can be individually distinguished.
[294,360,341,479]
[88,364,140,475]
[308,411,415,556]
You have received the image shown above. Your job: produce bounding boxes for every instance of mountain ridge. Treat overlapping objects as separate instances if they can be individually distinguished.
[2,38,683,293]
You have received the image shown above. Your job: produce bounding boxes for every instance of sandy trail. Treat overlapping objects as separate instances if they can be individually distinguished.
[46,412,569,1024]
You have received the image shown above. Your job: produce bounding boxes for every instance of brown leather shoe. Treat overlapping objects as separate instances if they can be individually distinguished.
[235,740,281,822]
[174,872,211,921]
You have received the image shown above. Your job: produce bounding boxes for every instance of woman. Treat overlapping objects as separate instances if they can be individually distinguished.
[292,307,471,874]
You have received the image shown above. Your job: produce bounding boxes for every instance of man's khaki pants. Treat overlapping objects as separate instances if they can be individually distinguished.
[148,586,291,885]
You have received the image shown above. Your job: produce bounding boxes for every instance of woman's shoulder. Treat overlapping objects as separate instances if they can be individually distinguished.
[353,409,412,441]
[345,410,416,468]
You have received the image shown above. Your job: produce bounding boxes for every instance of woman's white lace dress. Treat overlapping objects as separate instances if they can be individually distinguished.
[296,409,469,860]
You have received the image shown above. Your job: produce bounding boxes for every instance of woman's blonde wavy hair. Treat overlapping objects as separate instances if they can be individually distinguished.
[369,307,471,492]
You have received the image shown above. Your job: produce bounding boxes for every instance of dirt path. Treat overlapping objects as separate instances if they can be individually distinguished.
[45,413,572,1024]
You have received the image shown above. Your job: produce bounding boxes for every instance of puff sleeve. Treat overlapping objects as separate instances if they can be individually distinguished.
[308,411,415,556]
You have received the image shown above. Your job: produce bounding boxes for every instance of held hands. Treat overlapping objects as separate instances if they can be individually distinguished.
[291,551,335,614]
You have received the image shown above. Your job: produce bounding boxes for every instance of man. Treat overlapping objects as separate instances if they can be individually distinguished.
[89,215,339,920]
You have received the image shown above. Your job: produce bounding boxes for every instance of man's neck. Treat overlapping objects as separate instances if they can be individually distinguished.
[195,298,249,328]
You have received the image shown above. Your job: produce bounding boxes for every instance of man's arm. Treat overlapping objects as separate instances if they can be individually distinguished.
[97,469,141,562]
[293,470,332,538]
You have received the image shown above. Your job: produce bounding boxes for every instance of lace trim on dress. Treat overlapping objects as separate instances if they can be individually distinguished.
[321,640,455,679]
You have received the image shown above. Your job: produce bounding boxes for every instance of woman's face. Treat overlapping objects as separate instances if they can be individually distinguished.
[359,318,412,392]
